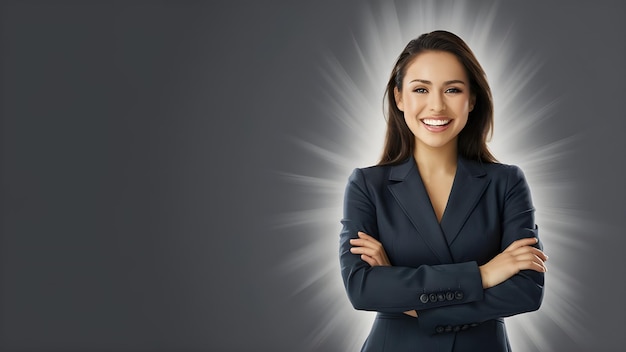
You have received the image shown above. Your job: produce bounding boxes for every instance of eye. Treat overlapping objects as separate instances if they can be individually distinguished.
[413,87,428,94]
[445,87,462,94]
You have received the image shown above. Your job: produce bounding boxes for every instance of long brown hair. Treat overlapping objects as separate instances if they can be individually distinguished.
[379,30,497,165]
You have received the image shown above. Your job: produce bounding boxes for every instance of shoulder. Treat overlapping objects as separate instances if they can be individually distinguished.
[458,156,524,178]
[480,161,526,179]
[347,163,392,187]
[348,157,416,184]
[468,159,530,196]
[342,164,394,207]
[345,161,409,202]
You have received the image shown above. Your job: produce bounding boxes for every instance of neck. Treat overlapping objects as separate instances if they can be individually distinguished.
[413,141,458,175]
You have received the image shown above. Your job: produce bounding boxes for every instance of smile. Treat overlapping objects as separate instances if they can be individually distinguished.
[421,118,451,126]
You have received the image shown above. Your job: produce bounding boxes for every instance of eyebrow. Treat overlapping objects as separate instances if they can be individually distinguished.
[409,79,467,85]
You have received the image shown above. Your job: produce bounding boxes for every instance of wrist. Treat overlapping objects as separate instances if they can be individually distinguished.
[479,265,489,289]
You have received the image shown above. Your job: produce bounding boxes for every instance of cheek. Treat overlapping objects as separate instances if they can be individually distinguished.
[401,95,426,114]
[459,101,470,112]
[403,115,422,136]
[453,100,471,119]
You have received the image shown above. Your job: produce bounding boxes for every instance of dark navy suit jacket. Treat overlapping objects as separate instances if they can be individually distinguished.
[339,156,544,352]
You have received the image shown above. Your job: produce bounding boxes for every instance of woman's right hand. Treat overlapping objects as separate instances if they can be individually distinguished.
[349,231,392,267]
[350,231,418,318]
[479,237,548,289]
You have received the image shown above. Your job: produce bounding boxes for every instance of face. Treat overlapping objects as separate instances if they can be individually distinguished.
[394,50,475,152]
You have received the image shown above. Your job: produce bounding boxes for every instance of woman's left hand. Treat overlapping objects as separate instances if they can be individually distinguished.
[350,231,418,318]
[349,231,391,266]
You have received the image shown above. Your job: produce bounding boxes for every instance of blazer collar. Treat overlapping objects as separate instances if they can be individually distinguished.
[387,156,490,263]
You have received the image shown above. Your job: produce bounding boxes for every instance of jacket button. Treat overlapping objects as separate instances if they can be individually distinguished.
[436,326,445,334]
[429,293,437,302]
[419,294,429,303]
[437,293,445,302]
[455,291,464,300]
[445,291,455,300]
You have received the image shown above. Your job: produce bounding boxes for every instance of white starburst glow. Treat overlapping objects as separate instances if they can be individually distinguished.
[276,1,586,350]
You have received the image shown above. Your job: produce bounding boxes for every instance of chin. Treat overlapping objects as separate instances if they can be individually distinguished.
[415,137,458,150]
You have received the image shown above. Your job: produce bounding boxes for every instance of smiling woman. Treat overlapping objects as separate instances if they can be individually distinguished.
[339,31,548,352]
[395,52,473,154]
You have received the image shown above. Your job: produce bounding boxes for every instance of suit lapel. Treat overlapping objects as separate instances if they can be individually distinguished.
[440,157,490,246]
[387,157,453,264]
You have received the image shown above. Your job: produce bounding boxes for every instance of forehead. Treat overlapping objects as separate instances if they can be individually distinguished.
[403,51,468,82]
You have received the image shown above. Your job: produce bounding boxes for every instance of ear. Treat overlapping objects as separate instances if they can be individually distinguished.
[394,87,404,111]
[469,93,476,112]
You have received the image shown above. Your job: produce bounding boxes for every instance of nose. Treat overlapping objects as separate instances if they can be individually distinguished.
[429,92,446,112]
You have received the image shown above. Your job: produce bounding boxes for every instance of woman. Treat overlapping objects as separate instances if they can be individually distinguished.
[339,30,547,352]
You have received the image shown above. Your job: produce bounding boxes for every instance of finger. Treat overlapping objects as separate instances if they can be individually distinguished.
[504,237,539,252]
[360,254,379,266]
[352,247,389,266]
[403,310,418,318]
[512,253,546,266]
[350,238,378,248]
[352,235,384,247]
[350,240,384,252]
[357,231,377,242]
[512,253,547,272]
[520,259,547,273]
[351,246,385,260]
[526,247,548,261]
[507,237,538,251]
[510,246,548,261]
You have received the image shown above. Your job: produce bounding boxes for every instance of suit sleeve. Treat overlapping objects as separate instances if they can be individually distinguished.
[339,168,485,313]
[416,165,545,333]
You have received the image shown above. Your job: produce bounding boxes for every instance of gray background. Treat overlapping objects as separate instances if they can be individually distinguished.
[0,1,624,351]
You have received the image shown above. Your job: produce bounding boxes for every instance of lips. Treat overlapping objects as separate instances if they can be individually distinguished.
[420,117,452,132]
[421,118,451,126]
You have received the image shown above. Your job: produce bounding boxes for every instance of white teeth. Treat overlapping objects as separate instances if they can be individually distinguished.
[422,119,450,126]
